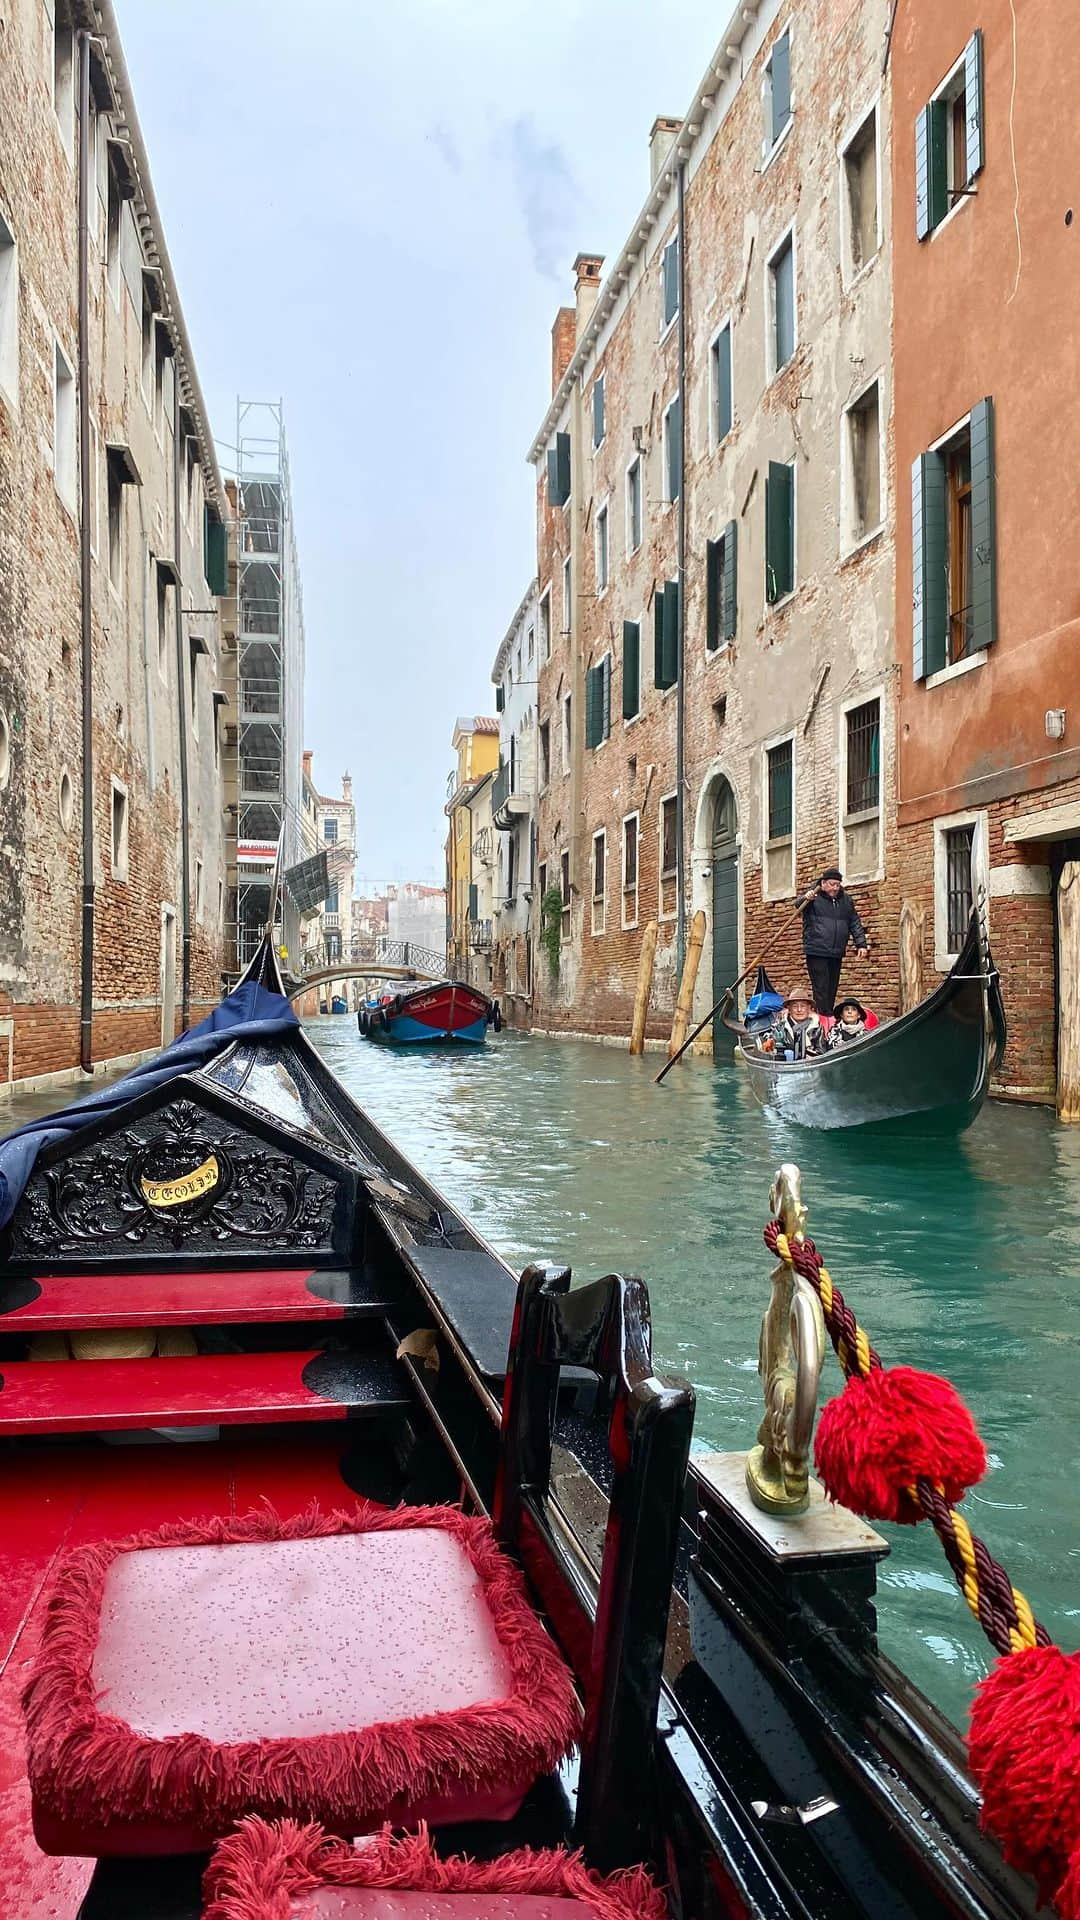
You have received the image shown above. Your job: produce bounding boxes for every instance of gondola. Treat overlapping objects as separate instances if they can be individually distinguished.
[728,910,1007,1130]
[358,977,500,1045]
[0,932,1035,1919]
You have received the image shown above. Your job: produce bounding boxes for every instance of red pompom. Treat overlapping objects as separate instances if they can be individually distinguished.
[814,1365,986,1523]
[969,1643,1080,1912]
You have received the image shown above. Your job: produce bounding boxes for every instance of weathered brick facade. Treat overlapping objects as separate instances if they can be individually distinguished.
[0,0,227,1091]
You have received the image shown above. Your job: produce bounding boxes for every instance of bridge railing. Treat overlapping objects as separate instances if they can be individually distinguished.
[374,938,445,976]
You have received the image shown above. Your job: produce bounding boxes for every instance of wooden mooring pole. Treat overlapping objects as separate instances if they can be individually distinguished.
[629,921,659,1055]
[1058,861,1080,1122]
[668,909,707,1059]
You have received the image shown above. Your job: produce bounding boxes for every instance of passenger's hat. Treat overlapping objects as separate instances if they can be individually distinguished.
[783,987,815,1008]
[833,997,867,1021]
[820,866,843,882]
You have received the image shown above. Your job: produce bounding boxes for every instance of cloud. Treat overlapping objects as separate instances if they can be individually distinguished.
[504,114,578,280]
[428,122,463,176]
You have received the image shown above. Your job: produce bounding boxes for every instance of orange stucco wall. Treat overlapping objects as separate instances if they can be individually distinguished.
[893,1,1080,826]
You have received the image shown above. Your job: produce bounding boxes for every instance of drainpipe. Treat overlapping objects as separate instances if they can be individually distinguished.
[76,33,95,1073]
[675,157,688,980]
[173,372,192,1030]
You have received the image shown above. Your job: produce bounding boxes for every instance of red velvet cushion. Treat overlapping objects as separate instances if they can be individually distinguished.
[202,1818,668,1920]
[24,1503,580,1858]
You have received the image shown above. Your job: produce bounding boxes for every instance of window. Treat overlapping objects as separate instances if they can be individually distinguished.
[653,580,679,689]
[843,380,882,548]
[562,691,572,771]
[156,563,170,673]
[661,234,679,331]
[660,794,677,877]
[53,6,75,159]
[154,322,171,440]
[592,829,606,935]
[663,395,682,503]
[712,321,733,443]
[53,339,76,510]
[110,779,129,881]
[538,861,547,911]
[539,590,551,662]
[768,232,795,374]
[763,29,792,154]
[0,213,18,409]
[917,34,985,239]
[204,505,228,596]
[842,695,882,879]
[622,813,639,928]
[622,620,640,720]
[324,817,339,844]
[547,430,571,506]
[106,150,122,305]
[325,882,340,915]
[195,859,204,919]
[141,278,155,403]
[706,523,738,650]
[592,374,605,450]
[561,554,571,633]
[764,737,795,897]
[842,106,879,278]
[560,849,571,939]
[189,640,200,741]
[595,501,609,593]
[626,456,642,553]
[585,654,611,748]
[934,816,985,968]
[526,623,535,663]
[86,420,99,557]
[912,399,996,678]
[539,719,550,789]
[765,460,795,604]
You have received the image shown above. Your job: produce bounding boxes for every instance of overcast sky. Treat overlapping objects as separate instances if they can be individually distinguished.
[119,0,719,886]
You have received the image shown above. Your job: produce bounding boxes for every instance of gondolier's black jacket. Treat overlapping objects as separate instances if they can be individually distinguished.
[800,889,867,958]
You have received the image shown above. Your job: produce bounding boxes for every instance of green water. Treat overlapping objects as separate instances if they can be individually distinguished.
[307,1018,1080,1734]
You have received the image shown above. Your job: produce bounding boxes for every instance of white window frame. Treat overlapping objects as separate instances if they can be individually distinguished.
[621,810,640,930]
[660,233,679,338]
[0,211,19,412]
[87,418,99,559]
[562,689,572,774]
[765,224,797,381]
[52,334,77,513]
[526,621,535,664]
[110,775,129,882]
[592,371,605,452]
[625,454,643,555]
[709,314,734,446]
[595,497,610,596]
[658,791,678,922]
[591,827,607,936]
[840,372,886,555]
[838,97,882,286]
[761,729,797,902]
[538,716,551,792]
[761,26,794,169]
[933,47,977,234]
[538,586,552,662]
[662,394,681,506]
[838,687,885,885]
[933,808,988,971]
[561,553,572,635]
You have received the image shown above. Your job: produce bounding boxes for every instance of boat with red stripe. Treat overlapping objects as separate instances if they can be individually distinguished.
[357,977,500,1045]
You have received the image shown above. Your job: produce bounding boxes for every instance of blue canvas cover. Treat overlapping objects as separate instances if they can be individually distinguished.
[0,981,299,1230]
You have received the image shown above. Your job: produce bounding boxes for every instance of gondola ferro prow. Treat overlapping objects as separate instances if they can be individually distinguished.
[746,1163,825,1516]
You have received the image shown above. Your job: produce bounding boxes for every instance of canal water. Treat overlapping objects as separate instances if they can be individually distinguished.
[306,1017,1080,1735]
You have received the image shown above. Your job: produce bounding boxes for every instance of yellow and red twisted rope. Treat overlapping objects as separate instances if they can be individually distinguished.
[766,1221,1049,1659]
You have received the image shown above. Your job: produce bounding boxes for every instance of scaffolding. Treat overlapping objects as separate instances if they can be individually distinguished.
[228,400,306,971]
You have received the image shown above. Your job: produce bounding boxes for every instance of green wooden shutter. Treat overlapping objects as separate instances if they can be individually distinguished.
[667,395,682,502]
[662,580,679,687]
[722,518,738,641]
[622,620,640,718]
[662,239,678,327]
[969,397,996,654]
[585,664,599,748]
[468,883,478,921]
[547,432,571,506]
[592,377,605,448]
[654,589,666,688]
[602,654,611,739]
[911,450,947,679]
[495,684,505,713]
[770,32,791,144]
[965,30,985,182]
[203,506,228,596]
[765,462,794,603]
[915,101,948,239]
[716,325,732,440]
[706,538,720,650]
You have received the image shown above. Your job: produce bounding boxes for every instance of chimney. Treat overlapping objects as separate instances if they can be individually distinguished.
[573,253,604,341]
[302,748,313,781]
[649,116,681,186]
[342,771,353,804]
[551,306,576,393]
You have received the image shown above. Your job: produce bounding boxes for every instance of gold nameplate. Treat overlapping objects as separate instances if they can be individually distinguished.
[140,1153,220,1208]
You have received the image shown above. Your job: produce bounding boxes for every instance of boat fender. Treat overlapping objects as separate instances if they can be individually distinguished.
[491,1001,502,1032]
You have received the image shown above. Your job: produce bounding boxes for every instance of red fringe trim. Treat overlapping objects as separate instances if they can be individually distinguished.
[202,1817,668,1920]
[814,1365,986,1524]
[23,1501,580,1838]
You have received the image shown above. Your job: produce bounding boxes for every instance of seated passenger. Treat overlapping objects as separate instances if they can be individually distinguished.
[829,997,869,1046]
[761,989,827,1061]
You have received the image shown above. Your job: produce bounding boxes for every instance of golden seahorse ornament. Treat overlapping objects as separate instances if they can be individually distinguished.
[745,1163,826,1517]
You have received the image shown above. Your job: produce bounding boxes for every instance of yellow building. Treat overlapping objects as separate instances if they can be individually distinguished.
[445,718,500,982]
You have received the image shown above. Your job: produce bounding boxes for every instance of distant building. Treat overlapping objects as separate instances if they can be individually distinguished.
[352,894,389,965]
[445,718,499,984]
[297,753,355,1006]
[491,583,538,1021]
[385,885,446,967]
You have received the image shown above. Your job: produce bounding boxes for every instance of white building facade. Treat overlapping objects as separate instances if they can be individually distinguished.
[491,582,538,1022]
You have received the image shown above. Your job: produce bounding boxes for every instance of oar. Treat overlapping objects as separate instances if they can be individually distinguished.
[655,893,813,1085]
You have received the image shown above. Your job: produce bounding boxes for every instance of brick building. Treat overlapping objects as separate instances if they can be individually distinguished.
[891,4,1080,1108]
[528,0,897,1047]
[0,0,229,1092]
[491,582,538,1023]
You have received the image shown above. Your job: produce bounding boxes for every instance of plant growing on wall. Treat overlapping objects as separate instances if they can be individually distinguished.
[540,886,564,975]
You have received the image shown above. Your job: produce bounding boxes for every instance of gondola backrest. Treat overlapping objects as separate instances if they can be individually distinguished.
[494,1261,694,1874]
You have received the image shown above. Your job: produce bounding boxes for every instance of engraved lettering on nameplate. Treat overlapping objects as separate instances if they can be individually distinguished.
[140,1153,220,1208]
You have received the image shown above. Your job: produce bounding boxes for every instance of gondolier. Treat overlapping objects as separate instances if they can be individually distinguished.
[799,868,868,1014]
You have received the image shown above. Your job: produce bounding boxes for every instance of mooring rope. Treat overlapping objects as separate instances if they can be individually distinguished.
[765,1221,1050,1659]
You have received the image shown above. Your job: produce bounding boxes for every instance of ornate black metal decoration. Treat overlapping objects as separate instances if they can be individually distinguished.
[12,1098,341,1259]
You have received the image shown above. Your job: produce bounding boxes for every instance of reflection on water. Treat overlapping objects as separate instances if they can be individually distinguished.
[308,1017,1080,1733]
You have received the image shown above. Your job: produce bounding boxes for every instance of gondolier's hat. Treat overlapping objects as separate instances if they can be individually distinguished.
[833,997,867,1021]
[820,866,843,882]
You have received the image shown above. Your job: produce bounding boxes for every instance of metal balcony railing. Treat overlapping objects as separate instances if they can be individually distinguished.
[469,919,492,952]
